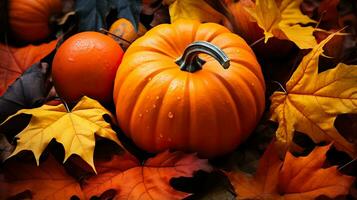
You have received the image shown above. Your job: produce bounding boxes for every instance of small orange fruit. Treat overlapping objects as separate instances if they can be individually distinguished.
[52,31,123,103]
[109,18,147,49]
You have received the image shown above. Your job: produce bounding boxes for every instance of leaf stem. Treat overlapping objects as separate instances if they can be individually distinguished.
[338,156,357,171]
[272,81,287,94]
[250,37,264,47]
[99,28,131,45]
[60,97,70,113]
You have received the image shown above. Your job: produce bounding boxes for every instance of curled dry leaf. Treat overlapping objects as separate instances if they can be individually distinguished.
[75,0,141,31]
[269,33,357,157]
[244,0,317,49]
[83,151,213,200]
[0,40,57,96]
[163,0,225,23]
[226,143,355,200]
[0,133,15,162]
[0,155,84,200]
[0,96,123,172]
[0,61,54,123]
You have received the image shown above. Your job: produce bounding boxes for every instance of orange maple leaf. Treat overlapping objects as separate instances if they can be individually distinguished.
[226,143,355,200]
[83,151,213,200]
[0,155,84,200]
[0,40,57,96]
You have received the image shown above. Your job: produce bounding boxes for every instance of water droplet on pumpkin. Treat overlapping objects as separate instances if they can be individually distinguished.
[168,138,172,142]
[148,77,152,81]
[156,96,160,100]
[168,112,174,119]
[251,82,255,86]
[68,57,75,62]
[176,96,181,101]
[159,134,163,138]
[145,109,149,113]
[138,113,143,118]
[152,104,157,108]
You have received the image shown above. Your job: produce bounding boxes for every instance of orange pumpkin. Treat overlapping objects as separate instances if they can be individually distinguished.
[9,0,62,42]
[109,18,147,49]
[113,20,265,157]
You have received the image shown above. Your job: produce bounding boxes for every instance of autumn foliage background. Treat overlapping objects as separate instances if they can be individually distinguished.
[0,0,357,199]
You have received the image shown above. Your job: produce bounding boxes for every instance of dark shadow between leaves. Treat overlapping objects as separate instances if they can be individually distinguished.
[170,170,236,200]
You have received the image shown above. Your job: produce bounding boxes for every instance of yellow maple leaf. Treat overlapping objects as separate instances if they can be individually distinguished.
[245,0,317,49]
[0,96,122,172]
[163,0,225,23]
[270,33,357,157]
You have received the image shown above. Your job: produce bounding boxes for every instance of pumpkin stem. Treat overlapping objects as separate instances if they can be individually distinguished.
[175,41,230,73]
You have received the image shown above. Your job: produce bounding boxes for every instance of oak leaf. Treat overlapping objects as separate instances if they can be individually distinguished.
[269,33,357,156]
[245,0,317,49]
[163,0,225,23]
[83,151,213,200]
[0,155,84,200]
[0,96,122,172]
[226,143,355,200]
[0,40,57,96]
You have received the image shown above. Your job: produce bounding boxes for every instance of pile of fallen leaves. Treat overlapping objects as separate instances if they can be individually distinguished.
[0,0,357,199]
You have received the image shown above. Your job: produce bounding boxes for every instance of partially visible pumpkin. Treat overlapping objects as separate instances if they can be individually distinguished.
[226,0,261,44]
[9,0,62,42]
[109,18,147,49]
[113,20,265,157]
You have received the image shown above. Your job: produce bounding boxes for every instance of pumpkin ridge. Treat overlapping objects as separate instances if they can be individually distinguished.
[232,65,264,120]
[206,65,262,138]
[115,55,173,93]
[195,73,221,154]
[226,58,265,90]
[196,23,230,43]
[183,74,191,151]
[157,28,183,57]
[127,67,177,140]
[131,46,177,60]
[153,70,183,151]
[205,70,242,137]
[172,20,200,52]
[13,2,48,19]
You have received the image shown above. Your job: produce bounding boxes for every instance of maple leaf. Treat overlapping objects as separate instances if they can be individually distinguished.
[0,96,122,172]
[269,33,357,157]
[244,0,317,49]
[0,40,57,96]
[83,151,213,199]
[226,143,355,200]
[163,0,225,23]
[0,155,84,200]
